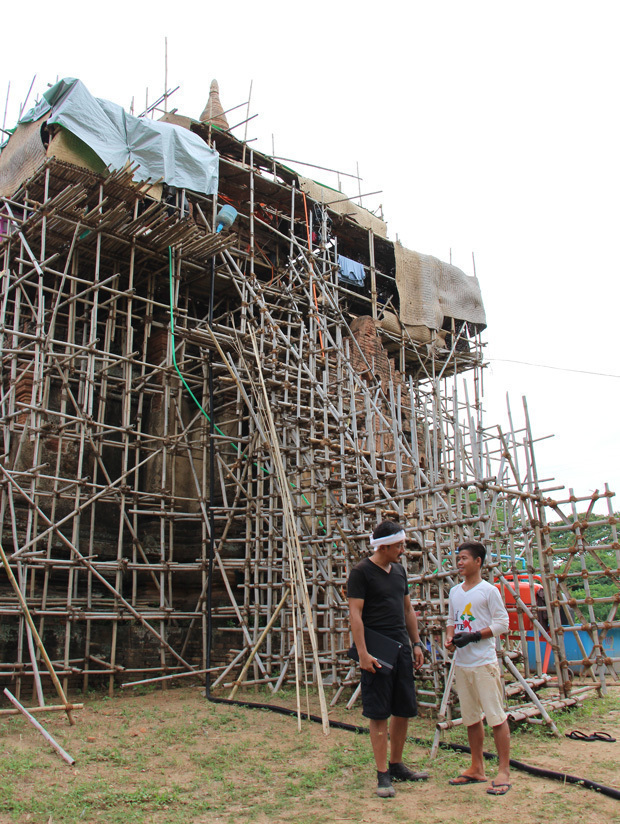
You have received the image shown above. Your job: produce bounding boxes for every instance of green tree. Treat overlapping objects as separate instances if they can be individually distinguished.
[547,514,619,623]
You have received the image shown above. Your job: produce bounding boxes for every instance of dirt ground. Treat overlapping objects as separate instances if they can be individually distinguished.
[1,683,619,824]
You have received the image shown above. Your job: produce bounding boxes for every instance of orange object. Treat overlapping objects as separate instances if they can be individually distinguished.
[542,640,552,673]
[495,575,543,631]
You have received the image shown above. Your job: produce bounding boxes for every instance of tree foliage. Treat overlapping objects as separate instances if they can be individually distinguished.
[547,513,619,622]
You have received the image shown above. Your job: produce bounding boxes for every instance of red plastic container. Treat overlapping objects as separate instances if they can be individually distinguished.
[495,575,543,631]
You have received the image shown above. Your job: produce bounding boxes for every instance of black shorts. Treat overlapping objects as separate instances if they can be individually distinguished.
[360,645,418,720]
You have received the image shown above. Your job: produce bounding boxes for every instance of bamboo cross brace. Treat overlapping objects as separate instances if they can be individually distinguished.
[229,587,291,699]
[502,653,560,736]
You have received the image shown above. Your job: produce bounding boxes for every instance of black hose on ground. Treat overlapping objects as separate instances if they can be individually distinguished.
[204,693,620,801]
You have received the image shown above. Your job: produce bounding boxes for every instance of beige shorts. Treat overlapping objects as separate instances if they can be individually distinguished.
[454,663,507,728]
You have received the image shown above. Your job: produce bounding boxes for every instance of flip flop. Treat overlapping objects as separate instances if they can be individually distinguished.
[566,730,592,740]
[449,775,487,786]
[566,730,617,742]
[486,782,512,796]
[592,732,616,742]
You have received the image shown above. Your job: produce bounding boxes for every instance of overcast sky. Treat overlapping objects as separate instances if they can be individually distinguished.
[2,1,619,512]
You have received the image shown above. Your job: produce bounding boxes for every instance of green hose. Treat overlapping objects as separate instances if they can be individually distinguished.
[168,247,236,447]
[168,246,323,519]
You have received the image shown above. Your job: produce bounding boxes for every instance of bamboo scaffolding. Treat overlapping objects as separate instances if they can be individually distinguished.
[0,150,617,726]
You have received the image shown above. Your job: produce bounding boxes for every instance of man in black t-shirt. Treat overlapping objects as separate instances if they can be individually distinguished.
[347,520,429,798]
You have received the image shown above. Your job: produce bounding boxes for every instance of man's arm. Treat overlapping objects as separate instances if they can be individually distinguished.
[445,626,455,650]
[445,591,456,650]
[348,597,381,672]
[404,594,425,670]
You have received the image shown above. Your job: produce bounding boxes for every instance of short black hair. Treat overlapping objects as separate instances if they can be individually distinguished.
[457,541,486,565]
[373,520,403,541]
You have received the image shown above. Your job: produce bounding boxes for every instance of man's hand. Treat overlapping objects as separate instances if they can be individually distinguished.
[413,645,425,670]
[359,651,381,673]
[452,631,482,648]
[444,635,455,652]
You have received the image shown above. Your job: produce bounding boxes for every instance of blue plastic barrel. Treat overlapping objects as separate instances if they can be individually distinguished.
[527,627,619,673]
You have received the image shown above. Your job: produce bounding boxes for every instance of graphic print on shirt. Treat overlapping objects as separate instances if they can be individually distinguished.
[457,602,476,632]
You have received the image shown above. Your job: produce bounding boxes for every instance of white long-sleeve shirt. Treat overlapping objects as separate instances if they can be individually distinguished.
[447,580,509,667]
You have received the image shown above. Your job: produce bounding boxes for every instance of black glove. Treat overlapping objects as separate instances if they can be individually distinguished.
[452,631,482,648]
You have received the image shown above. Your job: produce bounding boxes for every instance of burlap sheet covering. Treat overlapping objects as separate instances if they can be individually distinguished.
[298,176,388,238]
[393,242,486,332]
[379,311,433,344]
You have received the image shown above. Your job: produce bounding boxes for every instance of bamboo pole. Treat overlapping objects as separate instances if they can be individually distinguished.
[430,656,456,759]
[3,689,76,765]
[0,703,83,718]
[121,668,221,689]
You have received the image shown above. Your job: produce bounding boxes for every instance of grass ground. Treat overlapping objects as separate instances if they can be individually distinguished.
[1,682,619,824]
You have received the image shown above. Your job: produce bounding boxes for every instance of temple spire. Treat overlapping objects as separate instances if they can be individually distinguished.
[199,79,229,129]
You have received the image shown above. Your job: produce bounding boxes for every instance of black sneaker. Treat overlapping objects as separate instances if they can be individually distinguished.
[389,762,430,782]
[376,770,396,798]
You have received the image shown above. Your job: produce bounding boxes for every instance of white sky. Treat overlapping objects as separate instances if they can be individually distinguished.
[2,1,619,509]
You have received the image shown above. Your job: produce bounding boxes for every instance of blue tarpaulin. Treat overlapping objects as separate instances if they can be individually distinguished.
[21,78,219,195]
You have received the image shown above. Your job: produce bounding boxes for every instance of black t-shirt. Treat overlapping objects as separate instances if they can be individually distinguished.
[347,556,410,645]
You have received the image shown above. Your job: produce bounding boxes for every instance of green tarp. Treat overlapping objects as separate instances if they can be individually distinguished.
[21,78,219,195]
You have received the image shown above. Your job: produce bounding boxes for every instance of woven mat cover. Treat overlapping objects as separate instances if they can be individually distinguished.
[47,127,107,174]
[298,176,387,238]
[394,242,486,330]
[0,116,47,197]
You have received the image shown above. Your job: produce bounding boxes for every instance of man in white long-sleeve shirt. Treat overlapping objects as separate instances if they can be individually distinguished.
[445,541,512,796]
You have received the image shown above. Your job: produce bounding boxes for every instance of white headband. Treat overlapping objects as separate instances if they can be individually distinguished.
[369,530,406,549]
